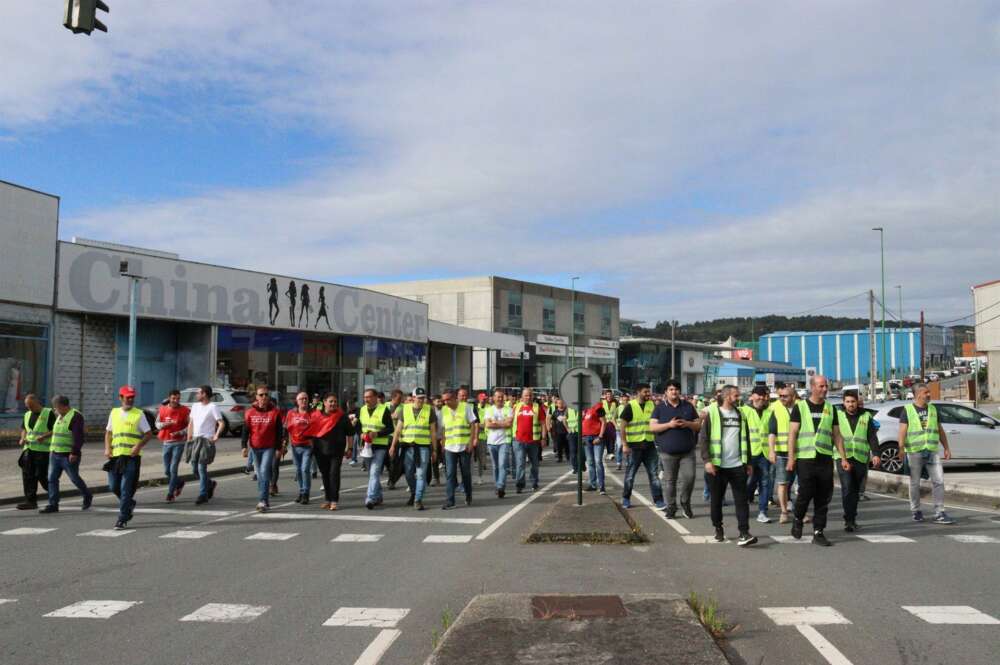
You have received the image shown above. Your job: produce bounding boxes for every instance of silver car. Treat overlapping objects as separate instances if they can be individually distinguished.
[142,387,250,436]
[869,400,1000,474]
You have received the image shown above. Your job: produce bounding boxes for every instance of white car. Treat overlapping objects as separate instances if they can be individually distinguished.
[141,387,250,436]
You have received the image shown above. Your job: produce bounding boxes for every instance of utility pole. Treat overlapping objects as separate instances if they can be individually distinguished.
[896,285,903,330]
[873,227,888,388]
[670,320,677,379]
[570,276,580,368]
[118,260,144,388]
[972,288,979,407]
[920,310,926,381]
[869,290,877,401]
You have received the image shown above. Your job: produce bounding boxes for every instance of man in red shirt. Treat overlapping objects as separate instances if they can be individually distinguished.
[512,388,547,493]
[284,391,315,504]
[156,389,190,502]
[241,386,283,512]
[581,400,608,494]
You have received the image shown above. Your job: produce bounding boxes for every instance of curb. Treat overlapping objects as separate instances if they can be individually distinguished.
[862,470,1000,507]
[0,459,294,507]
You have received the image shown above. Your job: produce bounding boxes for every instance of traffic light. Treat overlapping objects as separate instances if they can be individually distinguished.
[64,0,109,35]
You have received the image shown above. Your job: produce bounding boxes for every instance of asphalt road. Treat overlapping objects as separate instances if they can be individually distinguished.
[2,453,999,665]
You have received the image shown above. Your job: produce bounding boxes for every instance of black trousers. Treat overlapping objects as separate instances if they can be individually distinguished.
[709,465,750,533]
[794,456,834,531]
[389,446,406,486]
[313,448,344,502]
[552,432,569,461]
[837,460,868,524]
[20,449,50,503]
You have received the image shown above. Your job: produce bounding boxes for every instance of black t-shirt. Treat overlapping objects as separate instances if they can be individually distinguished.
[651,400,698,454]
[24,410,57,431]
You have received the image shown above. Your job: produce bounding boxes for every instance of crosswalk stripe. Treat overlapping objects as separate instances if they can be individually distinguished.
[902,605,1000,625]
[1,527,57,535]
[761,606,852,626]
[324,607,409,628]
[0,599,17,605]
[682,535,729,544]
[92,507,234,517]
[244,532,298,541]
[947,534,1000,544]
[423,535,473,543]
[770,535,810,544]
[354,629,401,665]
[44,600,141,619]
[77,529,134,538]
[855,534,915,543]
[179,603,270,623]
[255,512,485,525]
[332,534,384,542]
[160,530,216,539]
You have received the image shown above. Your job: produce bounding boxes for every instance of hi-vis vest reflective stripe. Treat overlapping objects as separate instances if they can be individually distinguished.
[794,400,834,459]
[477,405,488,441]
[401,403,432,445]
[904,403,940,453]
[441,404,471,447]
[50,408,79,454]
[566,407,579,433]
[110,407,144,457]
[512,402,542,440]
[740,405,768,457]
[707,403,748,466]
[770,402,791,453]
[360,403,390,445]
[835,409,872,463]
[23,408,52,453]
[486,405,513,444]
[624,400,654,444]
[602,400,618,422]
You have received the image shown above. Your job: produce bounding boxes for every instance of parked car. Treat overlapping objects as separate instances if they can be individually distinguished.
[142,387,250,437]
[870,400,1000,474]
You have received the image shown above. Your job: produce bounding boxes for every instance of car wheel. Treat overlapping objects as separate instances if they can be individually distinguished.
[874,443,903,475]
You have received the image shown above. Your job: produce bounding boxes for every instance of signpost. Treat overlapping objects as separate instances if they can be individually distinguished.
[559,366,603,506]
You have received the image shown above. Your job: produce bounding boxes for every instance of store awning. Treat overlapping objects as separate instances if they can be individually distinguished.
[428,320,524,353]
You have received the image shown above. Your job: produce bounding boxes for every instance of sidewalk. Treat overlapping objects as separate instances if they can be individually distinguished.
[0,437,289,506]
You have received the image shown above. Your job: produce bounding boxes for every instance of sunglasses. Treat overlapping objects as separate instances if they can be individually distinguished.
[256,393,268,397]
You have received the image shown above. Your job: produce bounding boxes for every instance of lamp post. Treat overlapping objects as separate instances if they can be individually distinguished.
[570,276,580,367]
[895,285,902,330]
[872,227,887,392]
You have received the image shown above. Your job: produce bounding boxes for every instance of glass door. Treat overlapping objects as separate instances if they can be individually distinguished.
[339,369,363,408]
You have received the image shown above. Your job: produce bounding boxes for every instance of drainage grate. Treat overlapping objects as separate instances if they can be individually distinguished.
[530,595,627,620]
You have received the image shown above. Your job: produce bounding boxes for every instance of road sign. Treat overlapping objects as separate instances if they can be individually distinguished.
[558,366,603,407]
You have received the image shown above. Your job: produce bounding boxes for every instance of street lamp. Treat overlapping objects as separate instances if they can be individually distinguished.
[570,276,580,367]
[118,260,144,388]
[872,228,887,390]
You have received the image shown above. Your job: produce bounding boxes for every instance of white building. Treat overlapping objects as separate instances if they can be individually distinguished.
[973,279,1000,401]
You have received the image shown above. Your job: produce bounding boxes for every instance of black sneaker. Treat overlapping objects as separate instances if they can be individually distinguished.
[415,500,425,511]
[664,507,677,519]
[791,519,803,540]
[406,494,415,507]
[300,495,309,505]
[516,487,524,494]
[812,530,832,547]
[82,493,93,510]
[312,471,318,479]
[113,520,127,530]
[498,488,505,498]
[465,496,472,506]
[844,522,856,533]
[713,526,725,542]
[195,495,208,505]
[365,501,375,510]
[39,505,58,514]
[15,502,37,511]
[532,485,539,491]
[442,502,455,510]
[680,503,693,519]
[737,533,758,547]
[294,494,303,504]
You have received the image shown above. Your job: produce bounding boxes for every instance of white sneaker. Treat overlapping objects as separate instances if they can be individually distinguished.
[756,512,771,524]
[256,501,267,513]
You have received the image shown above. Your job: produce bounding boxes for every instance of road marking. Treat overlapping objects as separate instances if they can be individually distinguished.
[180,603,270,623]
[770,535,811,544]
[332,534,384,542]
[198,482,369,525]
[902,605,1000,625]
[423,535,474,543]
[1,527,57,536]
[474,470,573,541]
[45,600,142,619]
[604,472,691,535]
[947,534,1000,543]
[855,534,915,543]
[255,512,485,525]
[760,607,852,626]
[681,535,729,544]
[324,607,409,628]
[796,625,855,665]
[866,490,1000,515]
[77,529,135,538]
[353,628,401,665]
[92,507,234,517]
[0,599,17,605]
[160,530,216,539]
[244,532,298,541]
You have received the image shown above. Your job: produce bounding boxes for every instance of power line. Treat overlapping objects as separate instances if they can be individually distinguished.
[928,297,1000,326]
[783,291,869,317]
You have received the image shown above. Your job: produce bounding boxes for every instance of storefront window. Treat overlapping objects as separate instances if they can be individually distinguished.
[543,297,556,333]
[362,339,426,395]
[0,322,48,416]
[574,301,585,335]
[507,291,522,330]
[601,304,612,337]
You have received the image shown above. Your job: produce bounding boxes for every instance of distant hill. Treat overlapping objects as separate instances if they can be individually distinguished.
[635,315,932,344]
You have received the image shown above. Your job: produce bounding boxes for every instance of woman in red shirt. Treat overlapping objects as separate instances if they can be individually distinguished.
[306,393,356,510]
[284,392,315,504]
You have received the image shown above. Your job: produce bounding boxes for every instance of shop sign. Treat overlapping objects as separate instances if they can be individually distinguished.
[536,333,569,345]
[588,338,619,349]
[535,343,567,357]
[587,348,616,360]
[501,350,529,360]
[56,243,429,343]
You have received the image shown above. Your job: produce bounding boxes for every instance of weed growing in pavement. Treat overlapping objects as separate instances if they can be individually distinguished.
[687,591,731,638]
[431,607,455,649]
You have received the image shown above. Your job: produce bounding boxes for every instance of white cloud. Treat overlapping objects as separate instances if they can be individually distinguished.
[2,1,997,325]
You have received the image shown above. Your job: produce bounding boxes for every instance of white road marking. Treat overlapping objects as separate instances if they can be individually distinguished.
[0,599,17,605]
[198,482,369,525]
[796,625,855,665]
[855,534,915,543]
[77,529,134,538]
[947,534,1000,544]
[180,603,270,623]
[604,472,690,535]
[2,527,57,535]
[353,628,401,665]
[324,607,409,628]
[760,606,852,626]
[474,470,573,541]
[160,530,216,539]
[423,535,473,543]
[332,534,384,542]
[770,535,811,544]
[244,532,298,541]
[682,535,730,544]
[902,605,1000,625]
[866,490,1000,515]
[255,512,484,525]
[45,600,141,619]
[92,507,234,517]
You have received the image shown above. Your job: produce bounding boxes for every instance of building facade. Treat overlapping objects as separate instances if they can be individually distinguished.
[618,338,733,395]
[973,279,1000,401]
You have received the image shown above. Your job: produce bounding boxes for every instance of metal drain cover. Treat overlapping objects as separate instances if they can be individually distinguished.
[530,595,627,620]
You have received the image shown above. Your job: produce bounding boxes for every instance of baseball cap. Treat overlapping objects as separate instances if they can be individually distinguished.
[119,385,137,398]
[411,388,427,398]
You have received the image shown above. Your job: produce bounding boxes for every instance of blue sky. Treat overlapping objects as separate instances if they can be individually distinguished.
[2,2,997,325]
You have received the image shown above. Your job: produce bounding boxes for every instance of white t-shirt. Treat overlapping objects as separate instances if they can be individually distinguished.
[105,407,152,433]
[485,405,512,446]
[189,402,224,439]
[443,404,478,453]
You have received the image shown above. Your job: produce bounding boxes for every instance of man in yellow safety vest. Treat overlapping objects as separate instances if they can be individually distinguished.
[105,385,154,529]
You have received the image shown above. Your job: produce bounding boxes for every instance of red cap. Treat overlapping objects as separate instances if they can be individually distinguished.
[119,385,137,398]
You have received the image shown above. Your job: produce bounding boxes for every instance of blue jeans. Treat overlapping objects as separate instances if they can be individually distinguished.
[403,445,432,501]
[513,441,540,489]
[614,434,624,465]
[567,433,583,473]
[107,456,141,523]
[250,447,275,505]
[162,443,184,496]
[622,443,663,503]
[747,455,773,514]
[291,445,313,495]
[47,454,91,508]
[488,443,512,490]
[584,436,605,490]
[445,449,472,504]
[195,462,211,497]
[366,447,388,503]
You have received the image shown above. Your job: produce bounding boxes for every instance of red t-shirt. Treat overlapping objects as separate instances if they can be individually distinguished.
[581,403,606,437]
[514,402,546,444]
[246,405,282,449]
[284,409,314,446]
[157,405,190,442]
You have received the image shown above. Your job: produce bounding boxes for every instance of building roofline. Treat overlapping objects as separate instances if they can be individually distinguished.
[973,278,1000,290]
[1,179,60,201]
[620,337,734,351]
